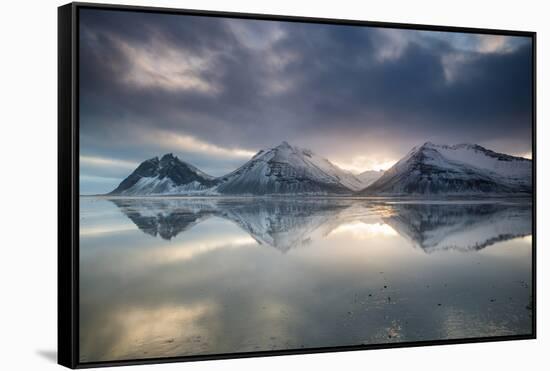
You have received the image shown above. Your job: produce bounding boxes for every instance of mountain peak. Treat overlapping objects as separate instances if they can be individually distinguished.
[108,153,217,195]
[408,142,438,154]
[145,155,160,163]
[418,142,489,152]
[160,153,176,162]
[415,142,491,155]
[216,141,366,195]
[276,141,292,149]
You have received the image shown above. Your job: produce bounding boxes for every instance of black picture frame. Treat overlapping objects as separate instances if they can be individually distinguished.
[58,2,537,369]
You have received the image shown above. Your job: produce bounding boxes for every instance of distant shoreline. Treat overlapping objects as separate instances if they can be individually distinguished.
[79,194,533,203]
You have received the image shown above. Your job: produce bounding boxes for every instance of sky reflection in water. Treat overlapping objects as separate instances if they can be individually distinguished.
[79,197,533,362]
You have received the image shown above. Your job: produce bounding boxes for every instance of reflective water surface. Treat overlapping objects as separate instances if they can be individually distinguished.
[79,197,533,362]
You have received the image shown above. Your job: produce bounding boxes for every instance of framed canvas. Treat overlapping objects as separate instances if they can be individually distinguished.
[58,2,536,368]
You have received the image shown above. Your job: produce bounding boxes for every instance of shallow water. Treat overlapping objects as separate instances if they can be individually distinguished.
[79,197,533,362]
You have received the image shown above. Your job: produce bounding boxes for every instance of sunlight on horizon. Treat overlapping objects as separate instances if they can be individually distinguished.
[334,157,397,173]
[519,152,532,160]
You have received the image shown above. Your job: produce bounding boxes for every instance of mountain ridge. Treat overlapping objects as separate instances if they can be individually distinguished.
[358,142,531,196]
[109,153,219,196]
[107,141,531,196]
[215,141,365,195]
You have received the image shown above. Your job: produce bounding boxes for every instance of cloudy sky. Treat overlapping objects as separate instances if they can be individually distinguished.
[79,8,533,194]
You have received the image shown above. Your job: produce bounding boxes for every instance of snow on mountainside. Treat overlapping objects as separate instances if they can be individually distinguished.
[357,169,384,187]
[359,142,532,196]
[429,143,531,180]
[108,142,531,196]
[109,143,366,196]
[109,154,219,196]
[215,141,364,195]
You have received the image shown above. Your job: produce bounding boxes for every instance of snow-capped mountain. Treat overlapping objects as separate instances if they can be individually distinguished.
[109,153,219,196]
[357,169,384,187]
[108,142,531,197]
[215,141,364,195]
[359,142,532,196]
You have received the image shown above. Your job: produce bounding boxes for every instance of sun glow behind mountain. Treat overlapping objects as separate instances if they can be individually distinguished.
[333,158,397,173]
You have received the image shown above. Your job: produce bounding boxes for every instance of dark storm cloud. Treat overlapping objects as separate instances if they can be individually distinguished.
[78,8,533,193]
[270,26,531,138]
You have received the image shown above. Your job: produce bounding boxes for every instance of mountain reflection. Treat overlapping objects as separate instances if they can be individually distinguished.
[383,202,532,253]
[109,198,531,253]
[110,198,218,240]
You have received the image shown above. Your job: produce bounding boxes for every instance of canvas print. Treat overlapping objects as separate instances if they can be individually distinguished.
[78,8,534,363]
